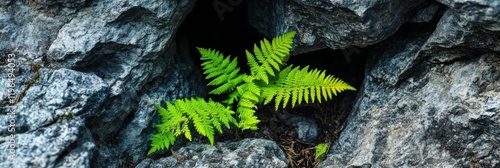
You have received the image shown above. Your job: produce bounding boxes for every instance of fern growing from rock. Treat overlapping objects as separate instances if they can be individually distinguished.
[147,31,356,155]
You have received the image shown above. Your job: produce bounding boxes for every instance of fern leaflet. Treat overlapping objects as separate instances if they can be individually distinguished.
[235,82,261,131]
[148,132,176,155]
[246,31,296,84]
[198,48,247,95]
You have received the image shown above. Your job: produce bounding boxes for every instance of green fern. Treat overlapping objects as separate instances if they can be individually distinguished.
[198,48,248,95]
[148,31,356,155]
[147,98,237,155]
[261,65,356,110]
[246,31,296,84]
[234,82,261,131]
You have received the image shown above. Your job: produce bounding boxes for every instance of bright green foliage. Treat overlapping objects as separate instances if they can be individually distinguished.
[234,82,261,131]
[148,31,356,155]
[315,143,329,161]
[198,48,248,95]
[147,98,237,155]
[148,132,175,156]
[246,31,296,84]
[261,65,357,110]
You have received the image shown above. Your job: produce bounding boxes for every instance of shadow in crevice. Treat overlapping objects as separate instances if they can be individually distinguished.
[177,0,264,70]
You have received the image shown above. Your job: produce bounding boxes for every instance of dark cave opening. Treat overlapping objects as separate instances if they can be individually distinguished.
[177,0,263,64]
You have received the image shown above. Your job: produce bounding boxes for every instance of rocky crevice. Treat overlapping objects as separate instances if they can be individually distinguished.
[0,0,498,167]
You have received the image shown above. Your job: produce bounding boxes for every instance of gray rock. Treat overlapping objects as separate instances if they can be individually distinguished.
[436,0,500,31]
[110,36,207,165]
[0,0,12,6]
[247,0,441,54]
[0,68,107,168]
[425,10,500,63]
[0,1,74,60]
[1,120,96,168]
[318,9,500,168]
[1,68,108,132]
[0,0,199,167]
[278,113,318,143]
[409,3,443,23]
[136,138,288,168]
[23,0,87,9]
[1,0,498,167]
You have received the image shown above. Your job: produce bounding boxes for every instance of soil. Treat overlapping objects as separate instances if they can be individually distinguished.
[235,99,350,168]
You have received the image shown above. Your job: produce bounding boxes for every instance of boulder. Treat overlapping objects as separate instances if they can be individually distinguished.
[137,138,288,168]
[0,0,202,167]
[436,0,500,31]
[246,0,499,166]
[318,8,500,168]
[0,68,105,168]
[247,0,443,54]
[1,0,498,167]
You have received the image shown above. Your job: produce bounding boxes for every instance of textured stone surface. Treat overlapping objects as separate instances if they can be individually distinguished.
[247,1,499,166]
[0,0,200,167]
[137,138,288,168]
[247,0,442,54]
[1,0,499,167]
[105,36,207,166]
[0,68,106,167]
[318,8,500,168]
[0,68,107,132]
[320,53,499,167]
[278,113,318,143]
[436,0,500,31]
[422,10,500,63]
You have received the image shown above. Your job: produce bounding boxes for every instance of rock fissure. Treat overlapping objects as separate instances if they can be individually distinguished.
[0,0,498,167]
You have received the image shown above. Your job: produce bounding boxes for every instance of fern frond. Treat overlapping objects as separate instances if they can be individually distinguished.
[246,31,296,84]
[263,65,356,110]
[197,48,247,95]
[235,82,261,131]
[179,99,213,143]
[148,97,237,155]
[148,31,358,156]
[181,123,192,141]
[147,132,176,155]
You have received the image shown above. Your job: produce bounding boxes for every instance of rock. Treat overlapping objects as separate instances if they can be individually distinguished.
[1,0,498,167]
[3,68,108,132]
[409,3,443,23]
[0,68,107,168]
[136,138,288,168]
[247,0,443,54]
[109,36,208,165]
[318,9,500,168]
[0,0,200,167]
[278,112,319,143]
[422,10,500,64]
[436,0,500,31]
